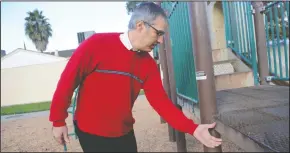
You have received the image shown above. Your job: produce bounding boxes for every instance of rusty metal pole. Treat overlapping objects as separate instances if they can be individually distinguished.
[164,27,187,152]
[156,1,177,143]
[187,2,222,152]
[158,41,176,141]
[156,47,170,124]
[154,48,166,124]
[252,2,270,85]
[159,33,177,142]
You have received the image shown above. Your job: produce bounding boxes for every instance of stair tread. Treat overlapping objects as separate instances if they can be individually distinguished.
[214,62,235,75]
[214,71,252,77]
[213,58,237,65]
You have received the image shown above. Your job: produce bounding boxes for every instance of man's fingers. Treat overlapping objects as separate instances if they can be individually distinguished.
[202,137,222,148]
[205,140,221,148]
[211,139,222,147]
[206,142,215,148]
[201,139,221,148]
[211,136,222,142]
[63,133,70,143]
[54,136,64,145]
[207,122,216,128]
[52,126,69,146]
[201,138,216,148]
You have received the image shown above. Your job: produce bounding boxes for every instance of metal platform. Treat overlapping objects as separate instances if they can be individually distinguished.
[214,85,289,152]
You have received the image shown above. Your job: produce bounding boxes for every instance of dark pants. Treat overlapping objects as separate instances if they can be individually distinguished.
[74,121,137,152]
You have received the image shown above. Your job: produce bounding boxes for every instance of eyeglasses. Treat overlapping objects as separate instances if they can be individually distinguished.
[143,21,165,36]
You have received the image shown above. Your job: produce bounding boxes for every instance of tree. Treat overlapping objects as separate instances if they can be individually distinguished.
[125,1,141,15]
[24,9,52,52]
[263,2,289,40]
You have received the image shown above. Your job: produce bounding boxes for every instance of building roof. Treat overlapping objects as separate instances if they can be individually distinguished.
[1,50,6,57]
[44,49,75,58]
[1,48,68,60]
[1,48,68,69]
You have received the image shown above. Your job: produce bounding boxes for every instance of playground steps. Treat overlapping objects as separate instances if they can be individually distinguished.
[212,48,254,91]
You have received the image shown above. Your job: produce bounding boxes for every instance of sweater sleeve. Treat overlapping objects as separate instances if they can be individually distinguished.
[143,59,198,135]
[49,34,101,127]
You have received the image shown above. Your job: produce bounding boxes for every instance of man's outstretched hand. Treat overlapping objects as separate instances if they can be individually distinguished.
[193,122,222,148]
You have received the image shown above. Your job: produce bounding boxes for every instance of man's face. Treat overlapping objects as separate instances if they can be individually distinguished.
[136,16,168,52]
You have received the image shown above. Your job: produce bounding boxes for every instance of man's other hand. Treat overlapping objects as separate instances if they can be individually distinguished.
[52,126,70,145]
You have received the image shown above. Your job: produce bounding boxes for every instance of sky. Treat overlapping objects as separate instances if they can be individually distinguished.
[1,2,131,54]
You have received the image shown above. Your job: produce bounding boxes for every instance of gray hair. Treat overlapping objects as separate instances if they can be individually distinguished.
[128,2,167,30]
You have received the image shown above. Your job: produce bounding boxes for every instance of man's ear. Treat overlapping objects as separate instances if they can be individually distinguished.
[135,21,144,31]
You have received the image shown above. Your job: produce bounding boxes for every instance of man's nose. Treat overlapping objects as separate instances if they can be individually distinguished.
[157,36,164,44]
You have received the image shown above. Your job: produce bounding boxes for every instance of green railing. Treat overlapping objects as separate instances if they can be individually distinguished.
[264,1,289,81]
[222,1,259,85]
[161,2,199,103]
[64,87,79,151]
[153,46,159,60]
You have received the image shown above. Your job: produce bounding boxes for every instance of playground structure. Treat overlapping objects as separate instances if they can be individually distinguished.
[67,1,289,152]
[155,1,289,152]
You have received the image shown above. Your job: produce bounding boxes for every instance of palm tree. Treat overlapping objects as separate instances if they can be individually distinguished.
[125,1,141,15]
[24,9,52,52]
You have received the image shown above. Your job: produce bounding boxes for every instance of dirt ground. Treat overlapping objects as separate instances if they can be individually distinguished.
[1,95,244,152]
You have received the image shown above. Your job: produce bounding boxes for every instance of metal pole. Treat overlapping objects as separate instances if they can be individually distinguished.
[164,27,187,152]
[160,33,177,142]
[157,46,167,125]
[252,2,270,85]
[187,2,222,152]
[154,47,166,124]
[176,104,187,152]
[158,69,167,124]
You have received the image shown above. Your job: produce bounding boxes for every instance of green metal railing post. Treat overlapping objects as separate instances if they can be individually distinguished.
[274,5,283,78]
[280,3,289,78]
[263,2,289,82]
[239,2,247,58]
[222,2,230,47]
[269,6,278,76]
[247,3,259,85]
[265,12,272,73]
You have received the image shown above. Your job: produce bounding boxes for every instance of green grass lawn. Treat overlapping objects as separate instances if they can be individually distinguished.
[1,90,145,116]
[1,101,52,116]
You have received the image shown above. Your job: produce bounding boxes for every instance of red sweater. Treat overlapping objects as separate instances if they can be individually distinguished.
[49,33,198,137]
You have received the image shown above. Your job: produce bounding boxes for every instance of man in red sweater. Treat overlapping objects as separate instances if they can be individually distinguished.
[50,2,222,152]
